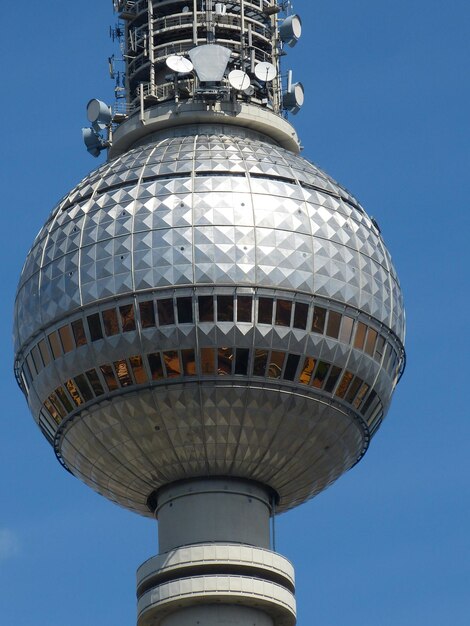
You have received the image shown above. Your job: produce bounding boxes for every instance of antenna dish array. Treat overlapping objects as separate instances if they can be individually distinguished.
[279,15,302,48]
[82,99,112,157]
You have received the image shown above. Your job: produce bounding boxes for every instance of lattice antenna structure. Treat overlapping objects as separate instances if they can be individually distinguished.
[14,2,405,625]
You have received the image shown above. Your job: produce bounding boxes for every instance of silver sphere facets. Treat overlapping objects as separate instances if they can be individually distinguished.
[13,129,405,516]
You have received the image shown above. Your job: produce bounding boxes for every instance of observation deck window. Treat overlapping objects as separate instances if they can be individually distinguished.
[300,357,316,384]
[163,351,181,377]
[335,371,354,399]
[339,316,354,345]
[66,379,83,406]
[353,322,367,350]
[268,351,285,379]
[182,349,196,376]
[284,354,300,381]
[74,374,94,403]
[253,349,269,376]
[157,298,175,325]
[86,369,105,396]
[87,313,104,341]
[103,308,120,336]
[59,325,74,353]
[312,361,330,389]
[38,339,51,367]
[293,302,308,330]
[217,295,234,322]
[353,382,370,409]
[258,297,273,324]
[71,319,88,346]
[201,348,216,374]
[148,353,164,380]
[31,346,43,372]
[139,300,156,328]
[312,306,327,334]
[364,328,378,357]
[55,387,73,413]
[234,348,249,375]
[345,377,363,404]
[237,296,252,322]
[275,300,292,327]
[114,360,133,387]
[218,347,234,375]
[177,297,193,323]
[120,304,136,332]
[100,364,119,391]
[326,311,341,339]
[48,331,62,359]
[324,365,342,393]
[130,355,148,384]
[198,296,214,322]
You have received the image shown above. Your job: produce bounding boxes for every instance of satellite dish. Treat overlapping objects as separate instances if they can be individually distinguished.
[279,15,302,47]
[82,127,107,157]
[166,55,194,74]
[189,45,231,82]
[228,69,251,91]
[254,62,277,83]
[283,82,304,114]
[86,99,112,129]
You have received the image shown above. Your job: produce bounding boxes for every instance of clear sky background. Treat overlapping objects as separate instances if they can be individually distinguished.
[0,1,468,625]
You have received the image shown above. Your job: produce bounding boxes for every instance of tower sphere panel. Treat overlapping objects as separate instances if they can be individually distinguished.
[14,129,405,516]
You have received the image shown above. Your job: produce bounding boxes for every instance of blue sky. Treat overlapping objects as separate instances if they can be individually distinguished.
[1,1,468,624]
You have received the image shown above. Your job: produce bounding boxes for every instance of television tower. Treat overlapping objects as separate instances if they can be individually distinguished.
[13,2,405,625]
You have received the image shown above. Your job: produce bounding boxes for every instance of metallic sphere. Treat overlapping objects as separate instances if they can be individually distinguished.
[13,128,405,516]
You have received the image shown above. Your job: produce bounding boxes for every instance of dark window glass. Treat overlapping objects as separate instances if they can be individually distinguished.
[258,298,273,324]
[365,328,378,356]
[157,299,175,325]
[48,331,62,359]
[139,301,156,328]
[312,307,327,334]
[148,353,164,380]
[217,295,233,322]
[234,348,249,375]
[218,347,233,375]
[253,349,268,376]
[31,345,43,372]
[74,374,94,402]
[87,313,103,341]
[275,300,292,327]
[237,296,252,322]
[361,390,377,415]
[284,354,300,381]
[85,369,105,396]
[102,308,120,336]
[335,371,354,398]
[164,351,181,377]
[26,353,38,377]
[353,322,367,350]
[299,357,316,385]
[198,296,214,322]
[55,386,73,413]
[339,316,354,344]
[51,390,68,418]
[293,302,308,330]
[100,364,119,391]
[326,311,341,339]
[45,394,65,423]
[353,382,370,409]
[324,365,342,393]
[177,297,193,323]
[21,364,32,388]
[383,343,393,372]
[120,304,136,332]
[312,361,330,389]
[71,319,87,346]
[374,336,386,361]
[38,340,51,366]
[66,379,83,406]
[129,355,148,384]
[114,360,133,386]
[201,348,215,374]
[268,351,285,379]
[182,349,196,376]
[59,325,74,353]
[346,377,364,403]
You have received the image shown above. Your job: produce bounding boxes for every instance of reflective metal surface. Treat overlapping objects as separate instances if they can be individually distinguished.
[13,128,406,516]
